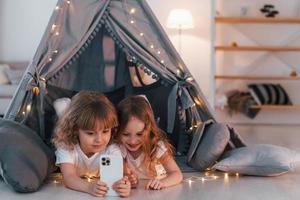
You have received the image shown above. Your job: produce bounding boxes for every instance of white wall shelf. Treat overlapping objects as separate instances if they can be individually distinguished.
[211,0,300,125]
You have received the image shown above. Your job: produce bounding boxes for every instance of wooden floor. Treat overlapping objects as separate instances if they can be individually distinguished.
[1,171,300,200]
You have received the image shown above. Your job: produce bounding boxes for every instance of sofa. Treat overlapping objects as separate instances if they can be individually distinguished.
[0,62,28,116]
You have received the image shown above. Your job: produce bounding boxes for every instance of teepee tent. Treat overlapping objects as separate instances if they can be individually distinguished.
[0,0,244,192]
[5,0,214,146]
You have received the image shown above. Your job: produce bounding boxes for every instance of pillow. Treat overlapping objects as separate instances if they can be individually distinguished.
[187,119,230,171]
[53,97,71,117]
[248,84,292,105]
[0,64,10,84]
[5,68,25,85]
[0,119,56,192]
[212,144,300,176]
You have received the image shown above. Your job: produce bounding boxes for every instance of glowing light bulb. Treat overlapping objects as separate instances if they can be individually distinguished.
[130,20,135,24]
[157,51,161,54]
[53,180,59,184]
[194,97,202,106]
[55,32,59,36]
[66,0,71,4]
[224,173,229,179]
[236,173,239,177]
[22,111,26,115]
[150,45,154,49]
[55,6,60,10]
[26,104,31,113]
[201,177,205,182]
[48,58,53,62]
[130,8,136,14]
[186,77,193,82]
[139,32,144,36]
[193,121,201,128]
[160,60,164,64]
[53,50,58,54]
[51,24,57,31]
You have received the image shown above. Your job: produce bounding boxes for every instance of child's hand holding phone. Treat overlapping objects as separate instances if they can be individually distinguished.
[88,180,108,197]
[112,176,131,197]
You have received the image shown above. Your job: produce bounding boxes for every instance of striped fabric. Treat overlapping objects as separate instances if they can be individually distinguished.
[248,84,292,105]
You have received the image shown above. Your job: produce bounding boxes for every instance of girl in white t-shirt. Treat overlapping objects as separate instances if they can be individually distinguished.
[115,96,183,190]
[52,91,131,197]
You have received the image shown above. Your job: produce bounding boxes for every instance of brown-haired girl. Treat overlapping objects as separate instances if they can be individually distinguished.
[52,91,130,197]
[115,95,183,190]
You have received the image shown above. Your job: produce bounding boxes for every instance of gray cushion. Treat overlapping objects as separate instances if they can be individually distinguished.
[187,119,230,171]
[213,144,299,176]
[0,119,56,192]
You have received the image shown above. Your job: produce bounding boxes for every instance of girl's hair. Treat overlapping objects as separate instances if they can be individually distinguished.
[115,95,173,177]
[52,91,118,149]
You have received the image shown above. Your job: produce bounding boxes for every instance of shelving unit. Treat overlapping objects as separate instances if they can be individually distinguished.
[215,46,300,51]
[250,105,300,109]
[215,17,300,24]
[215,75,300,80]
[210,0,300,124]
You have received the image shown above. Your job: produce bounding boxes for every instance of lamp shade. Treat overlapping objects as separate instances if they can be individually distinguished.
[166,9,194,29]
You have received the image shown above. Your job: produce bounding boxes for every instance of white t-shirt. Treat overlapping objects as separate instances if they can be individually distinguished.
[120,141,168,180]
[55,143,121,177]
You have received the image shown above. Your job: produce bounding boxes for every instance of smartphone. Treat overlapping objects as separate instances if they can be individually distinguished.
[99,154,123,196]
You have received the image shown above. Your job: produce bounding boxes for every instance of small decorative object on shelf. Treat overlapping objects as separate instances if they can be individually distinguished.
[231,42,238,47]
[290,70,297,77]
[260,4,279,18]
[240,6,250,16]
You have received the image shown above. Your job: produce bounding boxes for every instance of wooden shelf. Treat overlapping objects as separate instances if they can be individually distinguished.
[215,75,300,80]
[215,17,300,24]
[250,105,300,109]
[215,45,300,51]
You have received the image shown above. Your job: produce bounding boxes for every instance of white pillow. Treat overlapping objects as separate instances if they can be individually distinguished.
[0,64,10,84]
[53,98,71,117]
[213,144,300,176]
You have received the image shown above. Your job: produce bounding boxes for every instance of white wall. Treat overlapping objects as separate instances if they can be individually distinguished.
[0,0,57,61]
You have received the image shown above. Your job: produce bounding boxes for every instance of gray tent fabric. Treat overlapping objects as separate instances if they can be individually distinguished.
[5,0,214,126]
[1,0,245,192]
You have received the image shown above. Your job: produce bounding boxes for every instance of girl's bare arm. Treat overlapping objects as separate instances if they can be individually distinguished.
[60,163,108,196]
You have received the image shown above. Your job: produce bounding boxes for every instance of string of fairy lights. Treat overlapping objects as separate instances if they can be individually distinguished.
[49,171,241,185]
[126,6,166,66]
[123,0,191,81]
[184,171,240,186]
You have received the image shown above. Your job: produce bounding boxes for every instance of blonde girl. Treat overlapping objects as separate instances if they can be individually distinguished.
[115,95,183,190]
[52,91,130,197]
